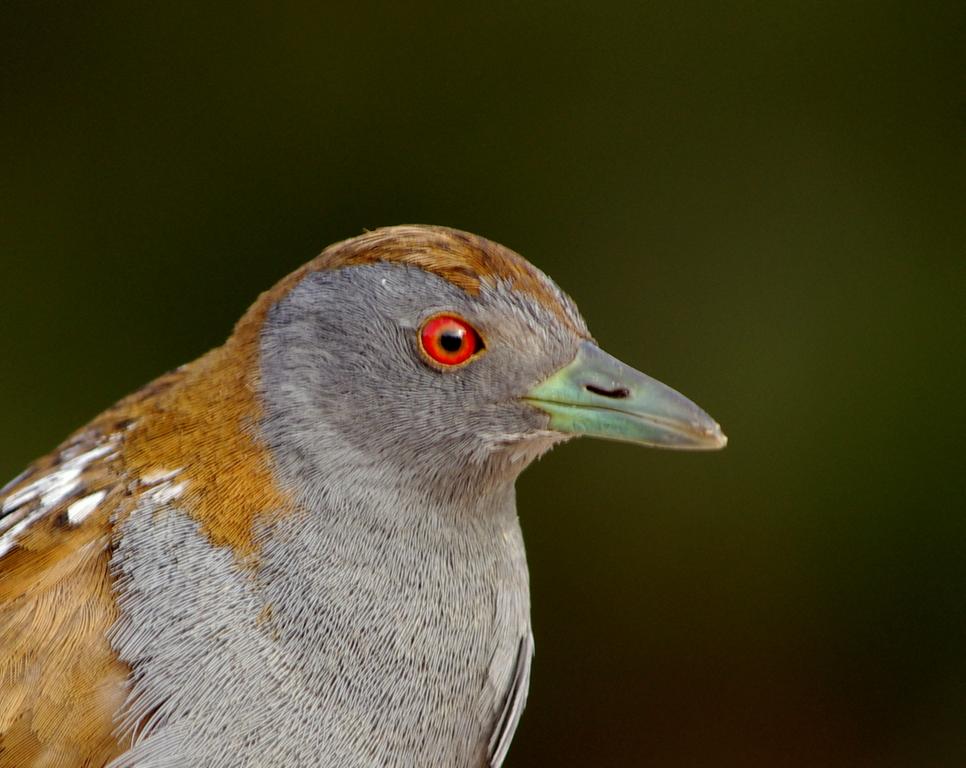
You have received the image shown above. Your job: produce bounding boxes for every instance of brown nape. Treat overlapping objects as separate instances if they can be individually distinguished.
[234,225,585,341]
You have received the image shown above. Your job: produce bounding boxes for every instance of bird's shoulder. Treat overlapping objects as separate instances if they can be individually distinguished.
[0,336,293,765]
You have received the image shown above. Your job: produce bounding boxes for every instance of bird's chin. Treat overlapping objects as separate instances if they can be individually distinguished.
[481,429,573,470]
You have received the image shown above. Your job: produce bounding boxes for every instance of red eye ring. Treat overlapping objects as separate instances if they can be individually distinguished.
[419,314,484,368]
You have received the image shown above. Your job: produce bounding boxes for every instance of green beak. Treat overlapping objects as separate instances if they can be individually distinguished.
[524,341,727,450]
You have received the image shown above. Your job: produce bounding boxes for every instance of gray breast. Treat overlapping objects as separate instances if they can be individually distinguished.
[109,484,531,767]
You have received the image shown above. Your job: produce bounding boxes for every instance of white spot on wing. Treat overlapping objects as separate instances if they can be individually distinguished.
[67,490,107,525]
[134,469,186,507]
[143,481,187,506]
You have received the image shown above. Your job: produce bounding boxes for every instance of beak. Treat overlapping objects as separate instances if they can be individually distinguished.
[524,341,727,450]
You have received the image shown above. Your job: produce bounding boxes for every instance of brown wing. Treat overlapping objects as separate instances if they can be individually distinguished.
[0,416,135,768]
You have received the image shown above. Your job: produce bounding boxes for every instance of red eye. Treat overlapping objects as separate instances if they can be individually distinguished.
[419,314,483,368]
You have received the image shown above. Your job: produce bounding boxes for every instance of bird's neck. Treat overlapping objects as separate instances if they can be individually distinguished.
[251,461,531,764]
[263,450,524,547]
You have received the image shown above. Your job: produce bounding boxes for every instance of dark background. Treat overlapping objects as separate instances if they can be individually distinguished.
[2,3,964,765]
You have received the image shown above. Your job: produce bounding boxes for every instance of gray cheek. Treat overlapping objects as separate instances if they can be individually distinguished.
[259,264,584,488]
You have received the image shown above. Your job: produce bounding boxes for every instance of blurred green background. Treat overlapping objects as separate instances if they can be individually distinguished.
[2,2,964,765]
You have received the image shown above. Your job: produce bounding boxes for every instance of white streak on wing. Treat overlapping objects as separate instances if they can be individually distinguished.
[3,466,82,514]
[3,488,37,516]
[0,434,121,552]
[140,468,183,486]
[3,484,40,515]
[0,468,33,497]
[67,490,107,525]
[1,439,119,516]
[40,467,84,508]
[0,505,50,558]
[65,443,117,469]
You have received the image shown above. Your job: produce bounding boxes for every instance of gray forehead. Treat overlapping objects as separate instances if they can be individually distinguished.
[270,262,589,342]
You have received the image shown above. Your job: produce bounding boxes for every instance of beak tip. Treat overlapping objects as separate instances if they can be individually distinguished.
[706,422,728,449]
[689,414,727,450]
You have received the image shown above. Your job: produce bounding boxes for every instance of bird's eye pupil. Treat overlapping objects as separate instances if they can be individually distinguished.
[439,331,464,353]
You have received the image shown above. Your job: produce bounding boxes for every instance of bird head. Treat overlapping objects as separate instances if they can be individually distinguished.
[253,225,725,502]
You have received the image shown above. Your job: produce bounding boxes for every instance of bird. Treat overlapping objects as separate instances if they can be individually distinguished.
[0,224,726,767]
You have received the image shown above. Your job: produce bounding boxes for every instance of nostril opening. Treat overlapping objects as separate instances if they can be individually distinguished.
[585,384,631,399]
